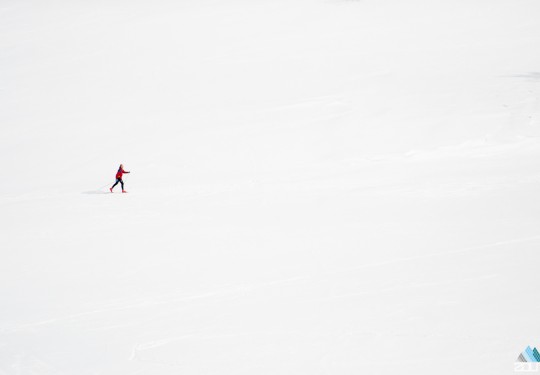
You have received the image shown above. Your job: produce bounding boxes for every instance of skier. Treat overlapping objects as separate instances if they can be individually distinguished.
[110,164,130,193]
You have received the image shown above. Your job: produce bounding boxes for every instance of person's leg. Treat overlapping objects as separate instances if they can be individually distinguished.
[120,179,124,191]
[111,179,120,189]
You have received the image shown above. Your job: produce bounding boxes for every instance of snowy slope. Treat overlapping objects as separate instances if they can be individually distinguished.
[1,0,540,374]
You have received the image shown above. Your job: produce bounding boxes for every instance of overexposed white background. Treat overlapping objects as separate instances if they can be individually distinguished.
[1,0,540,373]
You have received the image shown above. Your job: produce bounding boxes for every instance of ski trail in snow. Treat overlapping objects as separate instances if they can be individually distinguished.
[2,236,537,333]
[129,331,291,364]
[0,276,306,332]
[130,334,196,360]
[324,274,498,301]
[326,234,540,276]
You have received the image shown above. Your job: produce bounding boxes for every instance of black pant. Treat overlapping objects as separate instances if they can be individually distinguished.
[112,178,124,190]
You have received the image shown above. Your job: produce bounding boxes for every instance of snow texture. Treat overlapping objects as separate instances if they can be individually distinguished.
[1,0,540,374]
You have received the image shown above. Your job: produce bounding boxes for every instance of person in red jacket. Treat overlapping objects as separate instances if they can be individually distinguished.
[110,164,130,193]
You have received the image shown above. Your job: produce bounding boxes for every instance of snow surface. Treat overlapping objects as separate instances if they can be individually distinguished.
[1,0,540,373]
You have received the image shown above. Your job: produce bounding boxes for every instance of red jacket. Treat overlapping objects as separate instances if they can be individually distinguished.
[116,167,129,179]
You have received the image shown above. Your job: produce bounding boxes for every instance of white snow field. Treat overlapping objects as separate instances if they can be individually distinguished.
[1,0,540,373]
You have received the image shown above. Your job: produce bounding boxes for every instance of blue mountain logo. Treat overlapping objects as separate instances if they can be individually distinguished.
[517,347,540,363]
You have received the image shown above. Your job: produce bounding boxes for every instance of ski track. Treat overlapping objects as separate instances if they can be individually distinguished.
[2,235,535,334]
[323,274,499,302]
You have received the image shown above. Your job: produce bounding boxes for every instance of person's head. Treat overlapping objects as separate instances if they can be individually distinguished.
[119,164,123,169]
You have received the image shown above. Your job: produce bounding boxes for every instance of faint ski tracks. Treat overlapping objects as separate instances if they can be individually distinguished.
[338,235,540,274]
[2,236,538,333]
[324,274,498,301]
[129,334,195,360]
[129,331,282,358]
[0,275,306,333]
